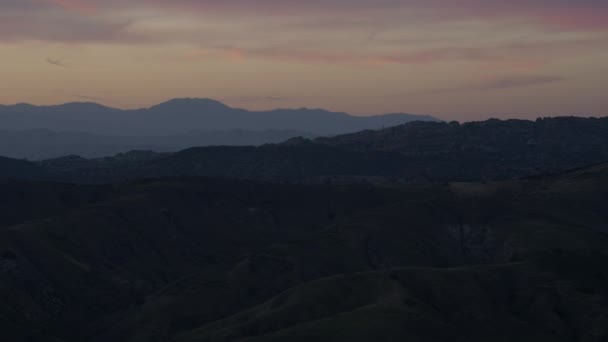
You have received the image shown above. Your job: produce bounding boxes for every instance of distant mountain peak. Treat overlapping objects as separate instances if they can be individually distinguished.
[0,98,440,138]
[10,103,36,110]
[2,102,114,113]
[149,98,232,111]
[53,102,113,110]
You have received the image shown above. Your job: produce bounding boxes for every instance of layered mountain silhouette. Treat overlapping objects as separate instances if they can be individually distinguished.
[0,99,437,159]
[0,98,438,135]
[2,115,605,184]
[2,113,608,341]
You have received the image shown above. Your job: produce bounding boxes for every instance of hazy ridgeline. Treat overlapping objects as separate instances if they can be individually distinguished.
[0,98,437,159]
[1,114,607,184]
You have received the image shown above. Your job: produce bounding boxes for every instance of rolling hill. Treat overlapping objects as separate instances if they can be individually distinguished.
[1,163,608,341]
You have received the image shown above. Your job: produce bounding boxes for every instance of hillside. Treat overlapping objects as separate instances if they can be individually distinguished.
[316,117,608,178]
[0,156,47,180]
[18,116,608,184]
[1,163,608,341]
[0,129,316,160]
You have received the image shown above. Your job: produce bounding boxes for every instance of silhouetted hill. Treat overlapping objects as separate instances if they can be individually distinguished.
[311,116,608,180]
[317,117,608,152]
[21,116,608,184]
[0,98,437,136]
[1,163,608,341]
[0,156,46,180]
[0,129,316,160]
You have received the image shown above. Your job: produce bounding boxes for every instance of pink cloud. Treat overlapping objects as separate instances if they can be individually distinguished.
[185,45,549,71]
[20,1,608,31]
[1,0,606,69]
[413,74,567,95]
[534,9,608,31]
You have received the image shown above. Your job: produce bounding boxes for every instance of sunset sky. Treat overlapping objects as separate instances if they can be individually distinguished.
[1,0,608,121]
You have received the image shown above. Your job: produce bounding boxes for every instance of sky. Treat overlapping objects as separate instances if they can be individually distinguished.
[1,0,608,121]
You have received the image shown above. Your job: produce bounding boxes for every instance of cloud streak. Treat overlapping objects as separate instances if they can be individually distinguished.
[187,35,608,69]
[1,1,607,44]
[419,75,567,94]
[40,0,608,30]
[72,94,104,102]
[0,0,604,74]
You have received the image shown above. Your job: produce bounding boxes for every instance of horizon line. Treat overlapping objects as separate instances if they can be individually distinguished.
[0,97,438,118]
[1,98,604,122]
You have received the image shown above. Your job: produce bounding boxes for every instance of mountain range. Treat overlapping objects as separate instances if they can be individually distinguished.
[2,116,607,184]
[0,99,437,159]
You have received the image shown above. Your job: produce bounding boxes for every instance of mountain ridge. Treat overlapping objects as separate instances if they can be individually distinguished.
[0,98,439,136]
[2,116,608,184]
[0,98,439,158]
